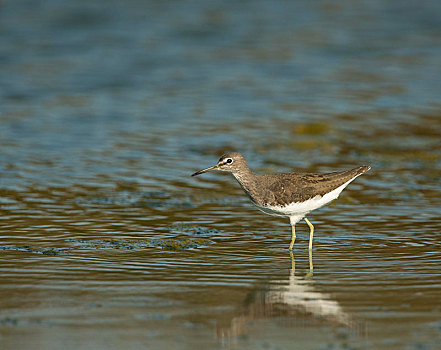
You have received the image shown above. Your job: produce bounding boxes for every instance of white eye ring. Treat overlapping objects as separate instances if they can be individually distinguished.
[226,158,233,164]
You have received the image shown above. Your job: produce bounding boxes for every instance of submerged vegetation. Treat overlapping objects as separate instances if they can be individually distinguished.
[69,237,213,251]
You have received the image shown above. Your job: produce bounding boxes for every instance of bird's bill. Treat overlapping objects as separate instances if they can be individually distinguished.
[191,164,218,176]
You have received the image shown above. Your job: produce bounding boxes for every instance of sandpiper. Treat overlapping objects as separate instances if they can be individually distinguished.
[192,152,370,250]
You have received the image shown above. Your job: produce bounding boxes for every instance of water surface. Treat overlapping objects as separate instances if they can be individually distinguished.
[1,0,441,349]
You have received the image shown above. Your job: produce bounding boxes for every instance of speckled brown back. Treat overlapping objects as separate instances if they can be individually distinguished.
[238,165,371,207]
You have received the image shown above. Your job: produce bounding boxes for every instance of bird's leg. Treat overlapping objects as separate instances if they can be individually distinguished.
[306,248,313,278]
[309,249,313,272]
[289,224,296,250]
[289,250,295,272]
[304,218,314,250]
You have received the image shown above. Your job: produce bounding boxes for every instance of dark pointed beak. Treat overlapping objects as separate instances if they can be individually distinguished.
[191,164,219,176]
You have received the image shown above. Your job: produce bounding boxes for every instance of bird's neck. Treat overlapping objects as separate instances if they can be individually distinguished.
[232,169,258,201]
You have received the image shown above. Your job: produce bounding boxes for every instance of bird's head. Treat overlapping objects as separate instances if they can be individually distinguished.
[191,152,248,176]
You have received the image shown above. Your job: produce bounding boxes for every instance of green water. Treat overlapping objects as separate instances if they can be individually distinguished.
[1,0,441,349]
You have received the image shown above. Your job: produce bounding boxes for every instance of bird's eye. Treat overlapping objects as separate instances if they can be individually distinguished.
[226,158,233,164]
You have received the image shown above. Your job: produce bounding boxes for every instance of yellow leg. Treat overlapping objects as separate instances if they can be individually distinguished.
[306,248,313,278]
[304,218,314,250]
[289,250,295,272]
[309,249,313,272]
[289,224,296,250]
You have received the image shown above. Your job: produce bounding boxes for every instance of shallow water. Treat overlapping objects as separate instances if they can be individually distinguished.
[1,0,441,349]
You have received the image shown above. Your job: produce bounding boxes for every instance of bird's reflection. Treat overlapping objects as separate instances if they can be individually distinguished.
[217,250,358,342]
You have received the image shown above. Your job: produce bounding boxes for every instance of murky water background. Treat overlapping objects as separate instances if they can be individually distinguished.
[1,0,441,349]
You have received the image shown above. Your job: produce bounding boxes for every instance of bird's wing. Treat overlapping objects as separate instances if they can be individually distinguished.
[263,166,370,207]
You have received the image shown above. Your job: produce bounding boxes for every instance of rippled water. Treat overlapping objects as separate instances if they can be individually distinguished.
[1,0,441,349]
